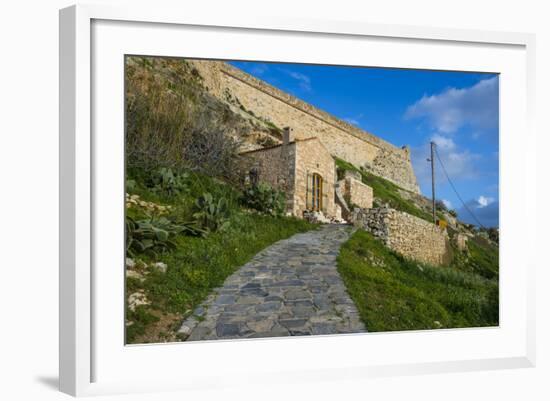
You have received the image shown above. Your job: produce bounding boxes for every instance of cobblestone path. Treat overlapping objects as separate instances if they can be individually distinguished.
[179,224,366,341]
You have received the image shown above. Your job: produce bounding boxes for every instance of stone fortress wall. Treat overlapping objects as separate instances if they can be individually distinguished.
[352,206,452,266]
[190,60,420,194]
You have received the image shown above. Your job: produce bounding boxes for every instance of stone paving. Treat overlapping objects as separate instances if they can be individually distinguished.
[178,224,367,341]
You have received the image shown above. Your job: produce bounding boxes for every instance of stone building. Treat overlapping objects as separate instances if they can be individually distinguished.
[241,127,373,220]
[241,127,336,218]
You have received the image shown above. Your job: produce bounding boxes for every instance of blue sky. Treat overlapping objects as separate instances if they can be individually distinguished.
[230,61,499,228]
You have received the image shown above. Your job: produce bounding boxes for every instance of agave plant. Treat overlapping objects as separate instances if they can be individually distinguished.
[125,215,203,257]
[148,167,189,197]
[193,192,231,233]
[241,183,285,216]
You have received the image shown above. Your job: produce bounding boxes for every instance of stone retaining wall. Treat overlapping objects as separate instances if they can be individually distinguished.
[343,177,373,210]
[352,207,451,266]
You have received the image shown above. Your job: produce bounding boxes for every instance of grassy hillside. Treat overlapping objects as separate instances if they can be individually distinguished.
[337,230,499,332]
[449,234,499,280]
[335,157,499,332]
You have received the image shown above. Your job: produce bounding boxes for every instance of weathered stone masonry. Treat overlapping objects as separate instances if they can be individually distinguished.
[241,136,337,219]
[352,207,452,266]
[191,60,420,194]
[341,171,373,210]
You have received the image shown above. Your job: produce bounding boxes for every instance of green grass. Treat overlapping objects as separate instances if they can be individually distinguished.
[125,170,316,343]
[337,230,499,332]
[450,235,500,280]
[334,158,433,222]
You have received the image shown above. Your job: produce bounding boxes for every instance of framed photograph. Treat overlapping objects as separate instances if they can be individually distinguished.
[59,4,536,396]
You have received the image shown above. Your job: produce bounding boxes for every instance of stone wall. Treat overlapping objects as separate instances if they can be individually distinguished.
[343,177,373,209]
[352,206,451,266]
[190,60,420,194]
[240,143,297,212]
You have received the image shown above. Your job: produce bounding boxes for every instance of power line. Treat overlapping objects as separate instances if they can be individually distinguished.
[433,146,487,230]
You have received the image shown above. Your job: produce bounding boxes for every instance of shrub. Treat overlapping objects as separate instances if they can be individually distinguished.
[193,193,231,232]
[486,227,499,244]
[448,209,458,217]
[147,167,188,197]
[125,58,199,171]
[126,179,137,192]
[125,56,246,181]
[256,135,278,148]
[241,183,285,216]
[126,216,203,257]
[180,118,242,180]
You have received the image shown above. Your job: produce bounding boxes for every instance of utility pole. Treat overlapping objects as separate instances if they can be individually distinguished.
[429,141,436,224]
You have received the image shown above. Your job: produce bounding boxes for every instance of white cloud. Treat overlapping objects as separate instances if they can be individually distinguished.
[279,68,312,92]
[458,198,499,227]
[343,118,359,125]
[343,113,364,126]
[442,199,453,209]
[476,195,495,208]
[412,134,481,189]
[431,134,456,151]
[405,77,498,135]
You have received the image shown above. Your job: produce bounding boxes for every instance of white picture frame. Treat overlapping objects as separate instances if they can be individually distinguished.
[59,4,536,397]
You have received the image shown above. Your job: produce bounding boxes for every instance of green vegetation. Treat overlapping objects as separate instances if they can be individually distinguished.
[125,169,316,343]
[192,192,231,233]
[337,230,499,332]
[125,215,202,258]
[125,56,246,180]
[335,157,433,222]
[147,167,189,197]
[450,235,499,280]
[256,135,279,148]
[241,183,286,216]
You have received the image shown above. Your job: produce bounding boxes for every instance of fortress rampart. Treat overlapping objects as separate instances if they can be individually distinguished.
[191,60,420,194]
